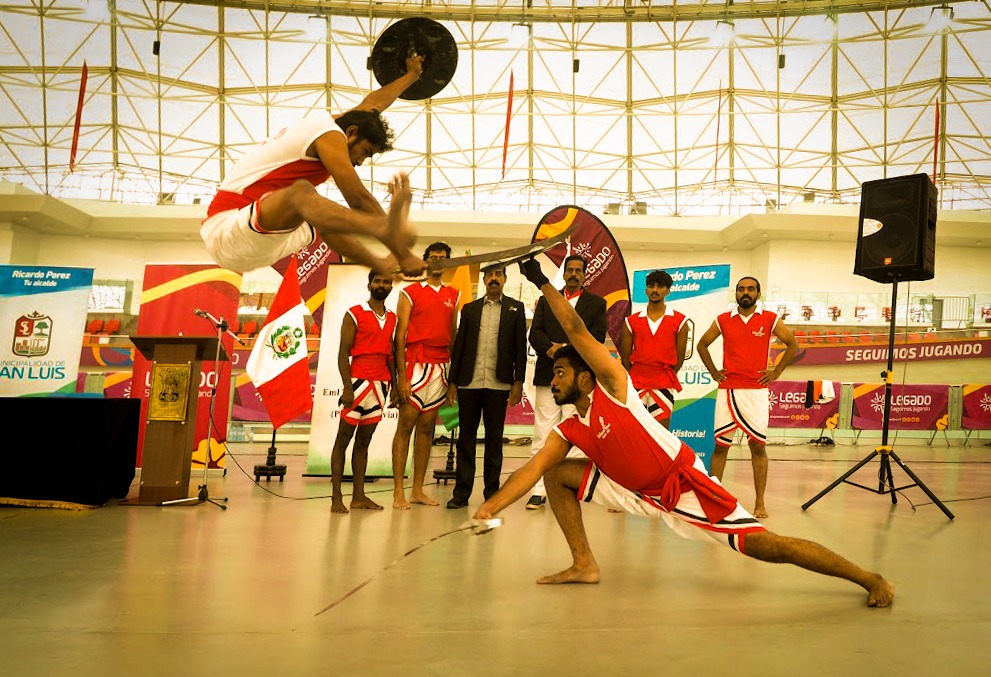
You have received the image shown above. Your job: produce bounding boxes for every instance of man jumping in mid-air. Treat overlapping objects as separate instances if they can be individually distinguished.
[473,258,894,608]
[201,55,426,277]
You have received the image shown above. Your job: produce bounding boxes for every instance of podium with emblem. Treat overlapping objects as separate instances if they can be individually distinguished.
[127,335,228,505]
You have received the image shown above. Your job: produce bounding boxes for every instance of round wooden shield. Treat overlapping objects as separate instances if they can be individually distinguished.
[370,18,458,100]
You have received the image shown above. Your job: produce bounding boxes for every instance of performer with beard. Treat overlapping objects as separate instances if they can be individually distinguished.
[330,271,398,514]
[696,276,799,518]
[471,261,893,608]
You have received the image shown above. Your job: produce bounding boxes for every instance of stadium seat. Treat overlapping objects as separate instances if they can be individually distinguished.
[102,319,121,335]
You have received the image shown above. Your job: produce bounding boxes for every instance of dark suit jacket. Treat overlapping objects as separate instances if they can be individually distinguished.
[529,290,607,386]
[449,295,528,388]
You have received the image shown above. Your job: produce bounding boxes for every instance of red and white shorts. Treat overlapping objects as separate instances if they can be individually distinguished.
[200,198,316,273]
[577,460,766,554]
[714,388,769,447]
[406,362,449,413]
[637,388,675,422]
[340,379,390,426]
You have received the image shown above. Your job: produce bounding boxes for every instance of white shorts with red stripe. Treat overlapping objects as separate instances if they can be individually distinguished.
[200,198,316,273]
[577,461,766,554]
[714,388,770,447]
[340,379,389,426]
[637,388,674,422]
[406,362,448,413]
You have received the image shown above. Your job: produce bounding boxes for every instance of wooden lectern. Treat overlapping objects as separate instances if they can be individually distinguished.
[129,336,228,505]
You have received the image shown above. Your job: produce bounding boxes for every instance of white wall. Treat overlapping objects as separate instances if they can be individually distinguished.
[766,239,991,297]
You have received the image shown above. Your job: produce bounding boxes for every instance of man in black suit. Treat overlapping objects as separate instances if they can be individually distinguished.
[525,254,607,509]
[445,266,528,508]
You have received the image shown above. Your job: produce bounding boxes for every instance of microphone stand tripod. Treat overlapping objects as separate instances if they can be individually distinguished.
[160,309,243,510]
[801,279,953,520]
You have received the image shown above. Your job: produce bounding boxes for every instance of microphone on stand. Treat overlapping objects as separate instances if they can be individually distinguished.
[193,308,246,345]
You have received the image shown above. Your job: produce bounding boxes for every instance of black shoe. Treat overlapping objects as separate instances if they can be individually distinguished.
[446,498,468,509]
[525,495,545,510]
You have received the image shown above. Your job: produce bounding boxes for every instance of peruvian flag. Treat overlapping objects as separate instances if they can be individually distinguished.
[246,255,313,428]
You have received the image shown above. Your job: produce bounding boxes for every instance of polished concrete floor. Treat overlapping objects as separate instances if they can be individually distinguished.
[2,440,989,677]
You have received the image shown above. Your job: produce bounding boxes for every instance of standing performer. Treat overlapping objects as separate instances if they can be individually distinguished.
[201,55,426,277]
[525,255,607,510]
[473,260,893,608]
[696,276,799,518]
[391,242,460,509]
[618,269,688,429]
[330,271,398,514]
[445,266,528,508]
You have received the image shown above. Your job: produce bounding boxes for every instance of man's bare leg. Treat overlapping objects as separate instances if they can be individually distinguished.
[259,179,422,276]
[350,424,383,510]
[537,460,601,584]
[745,531,895,607]
[330,422,358,514]
[391,403,420,509]
[709,444,730,480]
[749,439,769,518]
[408,410,439,506]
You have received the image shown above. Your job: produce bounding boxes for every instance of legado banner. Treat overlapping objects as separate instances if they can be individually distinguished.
[961,384,991,431]
[768,380,840,429]
[851,383,950,431]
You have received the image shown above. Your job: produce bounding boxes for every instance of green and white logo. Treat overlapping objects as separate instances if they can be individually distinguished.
[268,326,304,359]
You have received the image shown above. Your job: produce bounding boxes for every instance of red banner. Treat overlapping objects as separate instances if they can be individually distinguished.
[504,390,535,426]
[132,265,241,468]
[532,206,631,346]
[69,61,88,172]
[851,383,949,431]
[962,384,991,431]
[768,381,840,429]
[772,336,991,366]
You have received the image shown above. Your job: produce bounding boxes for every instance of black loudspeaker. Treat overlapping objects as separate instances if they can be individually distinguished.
[854,173,937,283]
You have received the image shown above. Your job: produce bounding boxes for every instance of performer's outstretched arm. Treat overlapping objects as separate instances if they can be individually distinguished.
[475,432,571,519]
[518,259,626,398]
[352,55,424,113]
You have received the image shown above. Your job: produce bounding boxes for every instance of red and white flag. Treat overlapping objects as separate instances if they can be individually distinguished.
[246,255,312,428]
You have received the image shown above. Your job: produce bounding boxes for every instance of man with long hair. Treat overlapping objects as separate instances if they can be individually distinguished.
[201,56,426,278]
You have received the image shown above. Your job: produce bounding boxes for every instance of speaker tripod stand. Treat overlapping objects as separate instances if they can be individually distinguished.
[801,279,953,520]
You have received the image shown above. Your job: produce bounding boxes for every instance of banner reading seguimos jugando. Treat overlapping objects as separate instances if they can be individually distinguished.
[0,265,93,396]
[772,337,991,366]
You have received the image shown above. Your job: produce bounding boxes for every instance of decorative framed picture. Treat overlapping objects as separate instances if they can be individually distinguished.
[147,362,191,422]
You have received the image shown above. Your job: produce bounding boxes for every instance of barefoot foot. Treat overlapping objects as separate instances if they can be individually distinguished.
[331,499,349,514]
[409,492,439,507]
[350,496,383,511]
[866,575,895,608]
[393,495,411,510]
[383,173,422,276]
[537,564,601,585]
[753,504,768,519]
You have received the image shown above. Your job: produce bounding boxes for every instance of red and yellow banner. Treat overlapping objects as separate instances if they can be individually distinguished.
[532,206,631,346]
[131,265,241,468]
[851,383,949,431]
